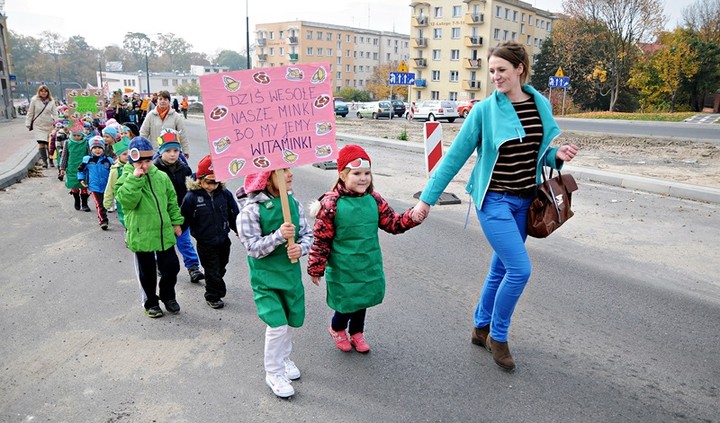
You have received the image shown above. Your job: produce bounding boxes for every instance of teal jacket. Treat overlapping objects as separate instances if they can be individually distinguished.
[115,163,184,252]
[420,85,563,207]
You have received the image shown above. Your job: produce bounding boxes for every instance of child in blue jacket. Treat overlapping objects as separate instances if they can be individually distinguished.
[78,136,114,230]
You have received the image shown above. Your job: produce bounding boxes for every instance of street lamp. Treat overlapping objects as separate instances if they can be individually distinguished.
[246,0,251,69]
[144,51,151,95]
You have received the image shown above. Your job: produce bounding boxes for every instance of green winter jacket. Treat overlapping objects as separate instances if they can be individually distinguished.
[115,163,183,252]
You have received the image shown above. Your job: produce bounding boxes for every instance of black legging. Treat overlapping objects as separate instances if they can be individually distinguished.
[331,308,367,335]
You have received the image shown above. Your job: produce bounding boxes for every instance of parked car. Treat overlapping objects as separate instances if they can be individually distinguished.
[356,101,393,119]
[391,100,406,117]
[409,100,459,122]
[457,99,479,118]
[334,99,349,117]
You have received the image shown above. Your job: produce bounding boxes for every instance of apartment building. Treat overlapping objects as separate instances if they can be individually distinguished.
[409,0,554,102]
[255,21,410,92]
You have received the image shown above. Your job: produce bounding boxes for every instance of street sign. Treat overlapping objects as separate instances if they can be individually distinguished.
[548,76,570,89]
[398,60,408,73]
[389,72,416,86]
[555,67,565,77]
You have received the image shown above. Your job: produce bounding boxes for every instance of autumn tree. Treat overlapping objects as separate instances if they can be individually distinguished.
[563,0,665,111]
[367,62,408,100]
[157,33,192,71]
[681,0,720,111]
[215,50,249,70]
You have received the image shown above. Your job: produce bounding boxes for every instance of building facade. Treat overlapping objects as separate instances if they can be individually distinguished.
[409,0,554,102]
[254,21,410,93]
[95,71,199,97]
[0,13,15,120]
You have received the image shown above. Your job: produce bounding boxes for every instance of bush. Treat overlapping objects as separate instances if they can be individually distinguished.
[397,127,409,141]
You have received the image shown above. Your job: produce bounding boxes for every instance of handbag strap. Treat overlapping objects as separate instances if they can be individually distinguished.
[30,101,50,126]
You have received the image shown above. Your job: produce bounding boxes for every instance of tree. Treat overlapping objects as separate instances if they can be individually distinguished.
[682,0,720,42]
[366,62,408,100]
[654,30,699,111]
[215,50,248,70]
[681,0,720,111]
[39,31,67,100]
[157,33,192,71]
[563,0,665,111]
[176,82,201,98]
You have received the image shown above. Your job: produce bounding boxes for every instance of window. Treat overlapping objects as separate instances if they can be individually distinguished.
[162,79,168,86]
[431,91,439,100]
[360,36,364,43]
[337,72,342,79]
[450,49,460,60]
[513,11,518,22]
[432,49,441,60]
[328,48,333,56]
[387,53,391,60]
[521,24,525,34]
[529,15,533,25]
[353,65,357,73]
[527,35,531,45]
[279,31,284,39]
[337,41,342,49]
[269,31,275,40]
[451,28,460,39]
[503,30,509,41]
[449,71,458,82]
[359,65,363,72]
[346,35,351,42]
[346,49,351,57]
[453,5,461,17]
[306,47,313,55]
[318,48,324,56]
[280,47,284,55]
[505,8,510,20]
[306,31,313,40]
[431,70,440,81]
[512,32,517,41]
[346,64,350,72]
[433,28,442,39]
[547,22,552,31]
[373,52,378,60]
[522,13,526,22]
[494,28,500,40]
[337,57,342,65]
[269,47,274,55]
[434,7,442,17]
[327,33,332,40]
[496,6,501,17]
[317,31,323,40]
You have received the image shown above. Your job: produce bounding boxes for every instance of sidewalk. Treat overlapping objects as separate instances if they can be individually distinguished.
[0,118,40,189]
[1,117,719,203]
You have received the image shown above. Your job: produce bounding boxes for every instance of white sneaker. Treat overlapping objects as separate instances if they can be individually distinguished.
[265,373,294,398]
[284,358,301,380]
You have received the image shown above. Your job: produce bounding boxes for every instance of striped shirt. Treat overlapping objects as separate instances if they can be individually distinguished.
[488,97,542,194]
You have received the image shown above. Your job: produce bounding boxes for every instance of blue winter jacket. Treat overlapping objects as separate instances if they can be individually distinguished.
[78,154,114,193]
[420,84,563,207]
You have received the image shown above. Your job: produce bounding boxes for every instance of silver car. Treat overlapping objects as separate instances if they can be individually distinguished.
[409,100,459,122]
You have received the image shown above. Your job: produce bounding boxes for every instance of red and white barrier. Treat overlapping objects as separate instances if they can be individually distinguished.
[423,121,443,176]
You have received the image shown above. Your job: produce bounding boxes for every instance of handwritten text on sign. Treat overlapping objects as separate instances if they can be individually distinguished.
[199,63,337,180]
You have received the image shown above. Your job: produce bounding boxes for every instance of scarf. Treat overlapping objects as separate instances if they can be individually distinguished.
[157,106,169,121]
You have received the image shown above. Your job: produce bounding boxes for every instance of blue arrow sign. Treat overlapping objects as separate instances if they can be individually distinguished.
[548,76,570,89]
[390,72,416,86]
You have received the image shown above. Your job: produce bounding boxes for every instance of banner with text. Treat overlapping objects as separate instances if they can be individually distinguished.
[199,62,337,181]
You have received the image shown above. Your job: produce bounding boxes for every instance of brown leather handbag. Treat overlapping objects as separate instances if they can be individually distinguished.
[527,168,578,238]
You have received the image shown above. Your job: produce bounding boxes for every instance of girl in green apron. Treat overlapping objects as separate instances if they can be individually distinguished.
[237,169,314,399]
[307,145,425,354]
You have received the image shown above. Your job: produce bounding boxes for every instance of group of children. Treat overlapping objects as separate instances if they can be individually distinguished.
[51,133,425,399]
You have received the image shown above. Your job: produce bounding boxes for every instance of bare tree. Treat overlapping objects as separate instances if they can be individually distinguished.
[682,0,720,42]
[562,0,665,111]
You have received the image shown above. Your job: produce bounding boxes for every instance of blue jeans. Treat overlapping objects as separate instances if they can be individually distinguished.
[474,192,533,342]
[176,228,200,269]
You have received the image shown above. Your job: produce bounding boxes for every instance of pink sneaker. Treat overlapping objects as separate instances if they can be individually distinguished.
[349,332,371,353]
[328,327,352,352]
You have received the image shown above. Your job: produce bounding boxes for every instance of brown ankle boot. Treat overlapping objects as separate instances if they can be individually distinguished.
[471,325,490,350]
[488,336,516,371]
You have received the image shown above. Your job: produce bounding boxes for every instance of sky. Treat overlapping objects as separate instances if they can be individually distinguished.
[2,0,696,57]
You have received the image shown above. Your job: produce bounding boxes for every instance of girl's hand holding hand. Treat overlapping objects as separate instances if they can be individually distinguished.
[286,243,301,261]
[279,222,296,240]
[412,201,430,223]
[310,276,321,286]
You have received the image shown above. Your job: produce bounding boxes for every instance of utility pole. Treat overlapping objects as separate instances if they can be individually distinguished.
[246,0,251,69]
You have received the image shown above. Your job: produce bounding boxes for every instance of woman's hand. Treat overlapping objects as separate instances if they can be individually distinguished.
[557,144,579,162]
[412,201,430,223]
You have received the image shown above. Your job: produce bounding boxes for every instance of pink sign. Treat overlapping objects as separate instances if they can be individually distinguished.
[199,62,337,181]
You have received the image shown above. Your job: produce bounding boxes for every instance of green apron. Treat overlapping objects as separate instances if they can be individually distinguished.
[64,138,87,190]
[326,194,384,313]
[247,194,305,328]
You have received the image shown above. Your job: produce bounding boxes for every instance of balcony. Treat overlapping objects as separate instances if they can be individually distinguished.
[287,36,298,45]
[464,58,482,69]
[413,58,427,67]
[257,38,267,46]
[288,53,299,62]
[258,54,268,62]
[412,15,428,27]
[465,13,485,25]
[464,36,484,47]
[463,80,481,91]
[411,37,428,48]
[415,79,427,88]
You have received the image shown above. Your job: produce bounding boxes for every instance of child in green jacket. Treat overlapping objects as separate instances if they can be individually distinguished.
[115,137,184,318]
[103,137,130,228]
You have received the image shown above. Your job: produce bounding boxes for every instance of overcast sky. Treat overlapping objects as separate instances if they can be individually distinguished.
[3,0,695,57]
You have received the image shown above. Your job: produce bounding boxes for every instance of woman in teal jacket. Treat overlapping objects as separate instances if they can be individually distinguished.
[413,41,579,371]
[116,137,184,318]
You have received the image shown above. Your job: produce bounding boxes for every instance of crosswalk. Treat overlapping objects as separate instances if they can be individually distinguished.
[683,114,720,124]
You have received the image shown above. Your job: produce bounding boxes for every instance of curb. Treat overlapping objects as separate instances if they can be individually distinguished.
[0,144,39,190]
[336,132,720,204]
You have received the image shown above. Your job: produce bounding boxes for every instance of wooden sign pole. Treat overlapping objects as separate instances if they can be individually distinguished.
[272,169,297,263]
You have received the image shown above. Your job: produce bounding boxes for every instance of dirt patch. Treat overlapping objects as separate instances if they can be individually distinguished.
[335,118,720,188]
